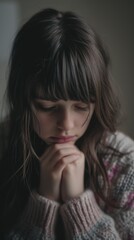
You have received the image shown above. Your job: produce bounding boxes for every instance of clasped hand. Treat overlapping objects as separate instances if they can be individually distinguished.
[38,143,85,203]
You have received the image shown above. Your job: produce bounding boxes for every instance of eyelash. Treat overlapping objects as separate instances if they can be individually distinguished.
[75,106,89,111]
[35,103,89,112]
[35,104,56,112]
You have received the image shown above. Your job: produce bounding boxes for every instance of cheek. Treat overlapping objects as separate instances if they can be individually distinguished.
[81,106,95,132]
[38,115,47,126]
[33,113,52,134]
[82,118,90,133]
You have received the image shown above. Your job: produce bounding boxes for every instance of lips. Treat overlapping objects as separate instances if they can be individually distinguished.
[50,136,76,143]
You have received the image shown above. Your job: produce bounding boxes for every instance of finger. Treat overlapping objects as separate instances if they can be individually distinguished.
[50,148,80,168]
[54,154,79,173]
[40,143,79,166]
[39,143,74,161]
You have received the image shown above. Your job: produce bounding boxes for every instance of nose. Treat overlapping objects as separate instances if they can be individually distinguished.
[57,109,74,131]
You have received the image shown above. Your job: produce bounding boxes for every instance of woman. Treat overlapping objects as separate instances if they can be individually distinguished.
[0,8,134,239]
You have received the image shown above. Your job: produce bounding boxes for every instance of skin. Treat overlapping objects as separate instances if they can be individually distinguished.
[33,99,95,203]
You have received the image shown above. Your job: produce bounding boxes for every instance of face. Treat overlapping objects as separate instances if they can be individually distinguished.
[32,99,95,145]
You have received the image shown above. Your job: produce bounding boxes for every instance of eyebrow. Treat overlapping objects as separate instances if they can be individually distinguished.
[34,97,58,102]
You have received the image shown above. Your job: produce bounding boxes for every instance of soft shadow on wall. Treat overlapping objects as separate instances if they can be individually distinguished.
[0,1,20,117]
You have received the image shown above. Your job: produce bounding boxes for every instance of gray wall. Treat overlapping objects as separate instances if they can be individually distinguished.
[0,0,134,138]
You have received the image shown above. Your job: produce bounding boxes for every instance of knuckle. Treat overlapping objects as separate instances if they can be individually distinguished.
[54,144,60,150]
[80,151,84,159]
[57,149,63,157]
[64,164,73,174]
[54,145,63,157]
[56,149,65,160]
[59,157,66,165]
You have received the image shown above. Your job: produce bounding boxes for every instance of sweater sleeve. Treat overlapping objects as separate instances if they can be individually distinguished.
[60,190,121,240]
[6,192,60,240]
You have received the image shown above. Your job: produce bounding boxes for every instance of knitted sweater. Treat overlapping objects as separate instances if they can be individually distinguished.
[2,131,134,239]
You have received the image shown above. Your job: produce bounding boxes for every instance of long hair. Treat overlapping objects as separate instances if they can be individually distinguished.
[0,8,121,232]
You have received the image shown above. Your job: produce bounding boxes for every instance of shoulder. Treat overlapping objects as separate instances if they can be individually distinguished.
[105,131,134,166]
[104,132,134,209]
[103,131,134,188]
[107,131,134,152]
[103,132,134,202]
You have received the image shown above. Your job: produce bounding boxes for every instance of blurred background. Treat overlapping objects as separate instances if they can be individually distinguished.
[0,0,134,138]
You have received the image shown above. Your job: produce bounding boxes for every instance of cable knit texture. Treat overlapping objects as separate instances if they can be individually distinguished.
[1,131,134,239]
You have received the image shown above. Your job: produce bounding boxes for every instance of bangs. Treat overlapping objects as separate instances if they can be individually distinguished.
[32,48,96,103]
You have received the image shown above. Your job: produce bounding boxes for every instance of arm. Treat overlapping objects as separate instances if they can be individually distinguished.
[4,143,79,240]
[60,190,122,240]
[5,192,60,240]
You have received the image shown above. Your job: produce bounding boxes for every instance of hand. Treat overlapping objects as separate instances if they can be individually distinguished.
[61,146,85,203]
[38,143,80,202]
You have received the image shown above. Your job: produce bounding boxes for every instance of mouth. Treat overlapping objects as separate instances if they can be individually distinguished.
[49,136,77,143]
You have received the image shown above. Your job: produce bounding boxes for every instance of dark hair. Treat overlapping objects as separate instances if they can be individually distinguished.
[0,8,120,232]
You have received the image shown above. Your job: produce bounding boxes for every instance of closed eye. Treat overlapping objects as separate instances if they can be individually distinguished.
[34,102,56,112]
[75,106,89,111]
[40,106,56,112]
